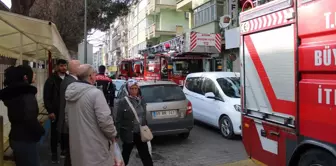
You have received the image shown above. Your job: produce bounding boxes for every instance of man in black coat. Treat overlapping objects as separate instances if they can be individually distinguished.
[43,59,68,163]
[95,65,116,109]
[58,60,80,166]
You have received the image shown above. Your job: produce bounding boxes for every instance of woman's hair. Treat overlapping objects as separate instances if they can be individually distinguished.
[4,65,34,86]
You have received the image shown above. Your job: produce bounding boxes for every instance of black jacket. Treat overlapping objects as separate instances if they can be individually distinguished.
[43,73,65,116]
[116,97,147,143]
[95,73,115,105]
[0,83,45,142]
[57,75,77,134]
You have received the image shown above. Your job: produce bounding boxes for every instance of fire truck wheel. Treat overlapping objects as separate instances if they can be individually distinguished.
[219,116,234,139]
[298,149,336,166]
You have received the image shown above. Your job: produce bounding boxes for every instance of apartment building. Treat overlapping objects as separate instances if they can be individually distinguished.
[176,0,241,72]
[127,0,189,58]
[92,45,108,71]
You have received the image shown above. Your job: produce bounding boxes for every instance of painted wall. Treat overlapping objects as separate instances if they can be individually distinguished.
[159,9,189,32]
[157,0,176,5]
[192,0,210,9]
[192,22,219,33]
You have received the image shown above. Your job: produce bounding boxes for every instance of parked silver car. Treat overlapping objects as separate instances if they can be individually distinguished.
[114,80,194,139]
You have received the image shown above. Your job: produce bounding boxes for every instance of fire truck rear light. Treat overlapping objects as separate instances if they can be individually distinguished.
[244,123,249,128]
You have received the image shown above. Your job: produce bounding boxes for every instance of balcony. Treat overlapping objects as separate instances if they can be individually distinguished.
[176,0,192,11]
[145,23,177,39]
[147,0,176,15]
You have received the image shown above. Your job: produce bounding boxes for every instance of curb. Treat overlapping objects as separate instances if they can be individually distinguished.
[216,159,258,166]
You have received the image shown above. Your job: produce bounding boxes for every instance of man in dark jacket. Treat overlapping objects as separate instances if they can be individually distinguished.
[43,59,67,163]
[95,65,116,109]
[58,60,80,166]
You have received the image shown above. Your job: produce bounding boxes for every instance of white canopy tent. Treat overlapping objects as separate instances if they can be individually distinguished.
[0,10,70,63]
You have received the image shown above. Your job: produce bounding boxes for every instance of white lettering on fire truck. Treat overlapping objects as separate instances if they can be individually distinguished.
[314,46,336,66]
[318,85,336,105]
[324,12,336,29]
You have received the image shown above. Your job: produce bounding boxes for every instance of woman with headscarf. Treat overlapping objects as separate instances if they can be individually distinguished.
[115,79,153,166]
[0,65,45,166]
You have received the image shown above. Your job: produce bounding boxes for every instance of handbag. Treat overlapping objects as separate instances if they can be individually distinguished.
[124,96,153,142]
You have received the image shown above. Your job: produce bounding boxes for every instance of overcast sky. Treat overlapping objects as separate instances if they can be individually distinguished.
[1,0,105,53]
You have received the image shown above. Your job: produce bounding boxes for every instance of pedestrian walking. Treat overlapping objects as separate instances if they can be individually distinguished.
[65,64,117,166]
[0,65,45,166]
[116,79,153,166]
[43,59,68,163]
[95,65,115,109]
[58,60,80,166]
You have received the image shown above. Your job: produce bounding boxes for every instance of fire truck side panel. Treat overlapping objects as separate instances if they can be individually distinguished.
[297,0,336,151]
[241,5,297,165]
[243,25,296,117]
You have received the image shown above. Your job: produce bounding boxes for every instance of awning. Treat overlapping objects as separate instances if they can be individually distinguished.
[0,10,70,62]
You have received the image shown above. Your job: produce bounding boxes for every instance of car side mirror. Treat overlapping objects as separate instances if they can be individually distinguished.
[205,92,216,99]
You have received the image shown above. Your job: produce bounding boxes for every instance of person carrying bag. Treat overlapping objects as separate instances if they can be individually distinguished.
[124,96,153,142]
[115,79,154,166]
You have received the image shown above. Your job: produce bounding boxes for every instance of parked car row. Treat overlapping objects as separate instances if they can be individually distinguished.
[112,71,241,140]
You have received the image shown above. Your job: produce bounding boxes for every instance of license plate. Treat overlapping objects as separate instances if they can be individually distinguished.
[152,110,178,119]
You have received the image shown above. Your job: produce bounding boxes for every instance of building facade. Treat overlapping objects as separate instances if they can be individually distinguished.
[92,46,104,70]
[127,0,189,58]
[176,0,241,72]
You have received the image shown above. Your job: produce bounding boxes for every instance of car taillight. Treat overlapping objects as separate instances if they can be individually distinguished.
[186,101,192,115]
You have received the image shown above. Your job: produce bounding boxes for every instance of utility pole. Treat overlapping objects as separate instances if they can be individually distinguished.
[84,0,88,63]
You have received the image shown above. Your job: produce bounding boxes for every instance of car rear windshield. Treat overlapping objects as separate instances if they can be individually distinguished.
[114,81,125,91]
[140,84,186,103]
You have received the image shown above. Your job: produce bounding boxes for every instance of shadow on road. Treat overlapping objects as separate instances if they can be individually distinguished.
[193,120,242,140]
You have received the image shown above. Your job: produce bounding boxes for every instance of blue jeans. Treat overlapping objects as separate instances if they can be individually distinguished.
[10,140,40,166]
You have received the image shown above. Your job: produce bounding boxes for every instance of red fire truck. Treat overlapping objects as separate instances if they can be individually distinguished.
[138,31,222,86]
[117,57,161,80]
[240,0,336,165]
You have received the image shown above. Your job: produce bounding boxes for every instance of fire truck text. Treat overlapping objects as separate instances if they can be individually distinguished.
[324,12,336,29]
[314,46,336,66]
[318,85,336,105]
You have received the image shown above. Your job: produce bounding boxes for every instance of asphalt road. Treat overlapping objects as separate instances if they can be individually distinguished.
[39,121,248,166]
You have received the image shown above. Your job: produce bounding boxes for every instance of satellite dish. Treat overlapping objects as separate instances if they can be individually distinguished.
[219,15,231,29]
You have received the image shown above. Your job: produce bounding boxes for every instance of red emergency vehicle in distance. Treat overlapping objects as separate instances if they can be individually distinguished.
[116,56,161,81]
[240,0,336,165]
[138,31,222,86]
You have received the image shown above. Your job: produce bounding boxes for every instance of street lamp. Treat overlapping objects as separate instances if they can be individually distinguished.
[84,0,88,63]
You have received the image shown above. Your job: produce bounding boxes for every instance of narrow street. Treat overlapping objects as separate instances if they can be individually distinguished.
[39,121,248,166]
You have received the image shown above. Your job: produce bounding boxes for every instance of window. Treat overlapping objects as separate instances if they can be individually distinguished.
[185,77,203,95]
[140,85,186,103]
[114,81,125,91]
[117,84,127,98]
[172,59,203,76]
[193,1,217,27]
[217,77,240,98]
[201,78,222,99]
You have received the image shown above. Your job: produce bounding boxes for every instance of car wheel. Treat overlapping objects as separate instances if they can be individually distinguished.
[178,132,190,139]
[219,116,234,139]
[298,149,336,166]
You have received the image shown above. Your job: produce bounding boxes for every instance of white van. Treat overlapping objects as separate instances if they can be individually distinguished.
[183,72,241,139]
